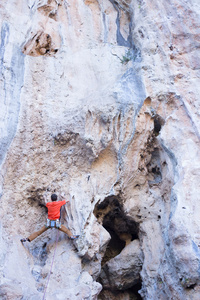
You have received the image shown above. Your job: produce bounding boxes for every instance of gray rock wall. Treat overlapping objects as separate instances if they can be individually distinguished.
[0,0,200,299]
[0,22,25,167]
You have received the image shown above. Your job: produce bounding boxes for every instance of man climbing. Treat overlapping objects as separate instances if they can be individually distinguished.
[21,193,79,243]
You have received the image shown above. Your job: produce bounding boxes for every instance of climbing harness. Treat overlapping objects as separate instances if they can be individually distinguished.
[42,229,60,300]
[46,218,61,229]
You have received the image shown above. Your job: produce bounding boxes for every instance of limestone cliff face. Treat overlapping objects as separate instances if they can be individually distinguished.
[1,0,200,299]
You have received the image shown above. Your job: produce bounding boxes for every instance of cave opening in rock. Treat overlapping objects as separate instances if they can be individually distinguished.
[94,196,142,299]
[153,115,165,136]
[98,282,143,300]
[154,118,161,135]
[94,195,139,264]
[101,228,126,265]
[129,282,143,299]
[129,281,143,299]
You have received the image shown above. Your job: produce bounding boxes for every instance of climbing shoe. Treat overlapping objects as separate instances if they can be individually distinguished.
[70,235,80,240]
[20,238,30,243]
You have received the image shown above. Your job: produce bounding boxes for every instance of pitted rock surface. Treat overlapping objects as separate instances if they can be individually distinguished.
[1,0,200,299]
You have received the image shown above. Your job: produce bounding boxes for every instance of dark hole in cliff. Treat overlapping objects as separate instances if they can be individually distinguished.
[94,196,142,299]
[94,195,139,264]
[186,283,196,289]
[152,167,157,173]
[153,115,165,136]
[130,282,143,299]
[98,282,142,300]
[154,118,161,134]
[101,229,126,265]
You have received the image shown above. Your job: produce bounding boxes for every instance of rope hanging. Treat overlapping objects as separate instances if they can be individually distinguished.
[42,230,60,300]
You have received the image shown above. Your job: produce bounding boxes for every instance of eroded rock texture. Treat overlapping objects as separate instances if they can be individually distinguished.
[0,0,200,299]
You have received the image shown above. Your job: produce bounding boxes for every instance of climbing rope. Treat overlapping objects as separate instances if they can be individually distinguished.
[42,230,60,300]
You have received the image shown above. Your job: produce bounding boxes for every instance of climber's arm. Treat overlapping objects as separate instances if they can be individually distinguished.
[60,199,69,206]
[60,193,70,204]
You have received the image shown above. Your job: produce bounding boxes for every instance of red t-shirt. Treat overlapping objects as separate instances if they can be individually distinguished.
[46,200,66,220]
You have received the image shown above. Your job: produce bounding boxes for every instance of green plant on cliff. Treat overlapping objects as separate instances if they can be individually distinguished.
[119,49,132,65]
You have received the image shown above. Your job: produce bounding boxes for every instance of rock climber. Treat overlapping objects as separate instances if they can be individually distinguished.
[21,193,79,243]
